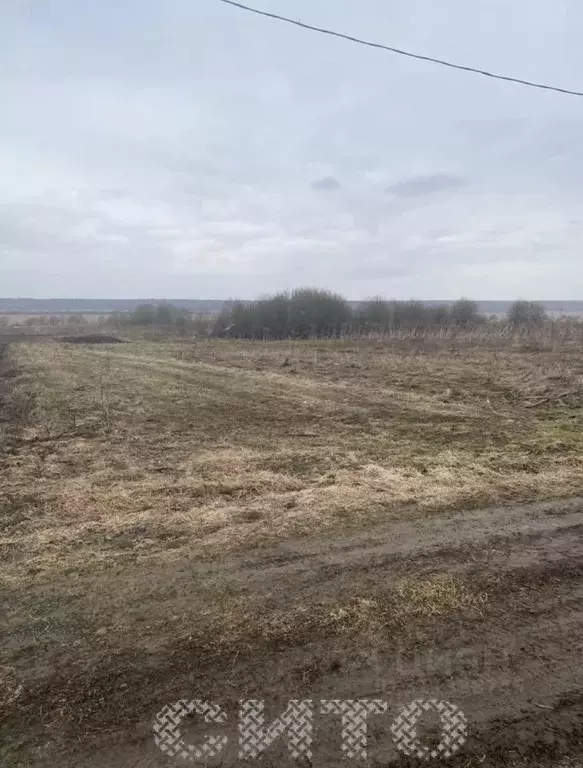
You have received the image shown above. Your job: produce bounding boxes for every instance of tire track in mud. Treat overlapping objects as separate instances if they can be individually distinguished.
[8,496,583,767]
[4,345,583,766]
[158,494,583,768]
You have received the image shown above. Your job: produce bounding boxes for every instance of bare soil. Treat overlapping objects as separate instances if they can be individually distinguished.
[60,334,125,345]
[1,338,583,767]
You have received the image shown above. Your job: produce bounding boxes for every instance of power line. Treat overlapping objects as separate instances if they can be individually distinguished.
[217,0,583,98]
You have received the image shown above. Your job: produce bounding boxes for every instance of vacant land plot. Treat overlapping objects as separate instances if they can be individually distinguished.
[1,338,583,767]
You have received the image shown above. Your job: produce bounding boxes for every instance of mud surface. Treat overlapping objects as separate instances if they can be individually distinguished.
[60,334,124,344]
[2,340,583,767]
[5,496,583,767]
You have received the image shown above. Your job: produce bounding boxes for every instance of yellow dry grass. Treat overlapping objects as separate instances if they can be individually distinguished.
[2,339,583,579]
[1,336,582,765]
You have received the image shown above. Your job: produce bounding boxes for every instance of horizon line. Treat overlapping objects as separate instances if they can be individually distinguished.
[1,297,582,303]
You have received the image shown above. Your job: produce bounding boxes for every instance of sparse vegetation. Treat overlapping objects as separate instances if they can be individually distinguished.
[1,296,581,348]
[451,297,480,327]
[212,292,574,340]
[1,315,583,767]
[507,299,548,328]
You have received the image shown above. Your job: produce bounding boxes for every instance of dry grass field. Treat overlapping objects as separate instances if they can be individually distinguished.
[2,336,583,767]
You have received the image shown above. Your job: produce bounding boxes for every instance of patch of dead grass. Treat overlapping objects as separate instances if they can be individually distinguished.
[1,337,583,765]
[2,340,583,578]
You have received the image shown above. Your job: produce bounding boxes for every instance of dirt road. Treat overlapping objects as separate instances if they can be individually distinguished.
[2,340,583,767]
[5,495,583,767]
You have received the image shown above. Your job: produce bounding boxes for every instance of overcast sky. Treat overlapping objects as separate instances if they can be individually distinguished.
[1,0,583,300]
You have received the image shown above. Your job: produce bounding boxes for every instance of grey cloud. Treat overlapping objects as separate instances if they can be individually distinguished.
[1,0,583,299]
[386,173,466,199]
[310,176,342,191]
[344,264,412,280]
[0,201,174,267]
[99,189,127,200]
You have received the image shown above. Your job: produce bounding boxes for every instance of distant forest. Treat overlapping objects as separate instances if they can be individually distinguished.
[0,298,582,316]
[88,291,574,340]
[0,298,225,314]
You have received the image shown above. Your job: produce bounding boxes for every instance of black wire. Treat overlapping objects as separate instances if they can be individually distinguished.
[218,0,583,98]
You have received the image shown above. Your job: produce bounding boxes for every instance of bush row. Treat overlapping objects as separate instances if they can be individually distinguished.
[110,291,551,338]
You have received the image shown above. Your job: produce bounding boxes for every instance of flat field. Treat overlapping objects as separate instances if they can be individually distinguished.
[2,337,583,767]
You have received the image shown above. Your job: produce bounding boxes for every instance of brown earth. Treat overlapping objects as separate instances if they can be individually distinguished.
[60,334,125,345]
[1,337,583,767]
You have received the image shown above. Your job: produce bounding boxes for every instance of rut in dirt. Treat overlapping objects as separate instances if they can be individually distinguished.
[4,495,583,767]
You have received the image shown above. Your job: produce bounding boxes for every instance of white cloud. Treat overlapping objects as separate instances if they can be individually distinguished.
[0,0,582,298]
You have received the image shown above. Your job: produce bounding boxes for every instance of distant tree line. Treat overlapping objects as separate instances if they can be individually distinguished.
[22,314,90,327]
[505,300,547,329]
[211,290,551,339]
[6,294,556,337]
[108,303,192,329]
[101,293,553,338]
